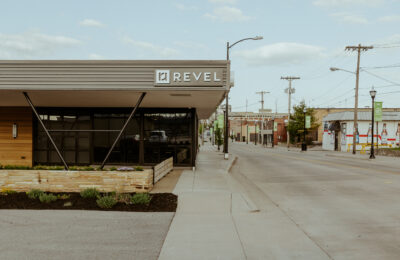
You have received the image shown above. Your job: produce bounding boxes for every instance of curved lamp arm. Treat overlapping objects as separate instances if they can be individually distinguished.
[229,36,263,49]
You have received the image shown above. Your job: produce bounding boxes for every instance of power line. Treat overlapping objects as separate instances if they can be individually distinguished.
[362,69,400,86]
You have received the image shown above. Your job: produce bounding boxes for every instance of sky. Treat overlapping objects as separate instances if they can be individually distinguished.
[1,0,400,113]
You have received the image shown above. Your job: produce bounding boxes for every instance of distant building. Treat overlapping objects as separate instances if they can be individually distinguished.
[322,111,400,152]
[314,107,400,144]
[228,111,288,145]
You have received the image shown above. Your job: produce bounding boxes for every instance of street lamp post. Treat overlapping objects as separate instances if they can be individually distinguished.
[225,36,263,159]
[330,67,358,154]
[302,107,307,151]
[370,88,376,159]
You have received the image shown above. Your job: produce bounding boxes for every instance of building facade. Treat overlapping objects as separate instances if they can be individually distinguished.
[228,111,288,145]
[314,107,400,144]
[0,60,230,168]
[322,111,400,152]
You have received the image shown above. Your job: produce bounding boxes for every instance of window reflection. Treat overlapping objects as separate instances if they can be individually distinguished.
[34,108,193,166]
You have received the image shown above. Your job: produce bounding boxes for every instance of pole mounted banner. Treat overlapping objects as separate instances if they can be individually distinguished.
[374,102,382,122]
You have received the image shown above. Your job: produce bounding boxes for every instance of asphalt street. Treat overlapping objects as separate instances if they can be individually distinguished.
[230,143,400,260]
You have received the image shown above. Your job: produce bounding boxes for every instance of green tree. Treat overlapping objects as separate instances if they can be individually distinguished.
[288,101,319,144]
[215,127,223,150]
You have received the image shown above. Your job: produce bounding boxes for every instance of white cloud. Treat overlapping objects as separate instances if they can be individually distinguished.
[208,0,237,4]
[122,37,179,57]
[372,33,400,45]
[89,53,104,59]
[313,0,384,7]
[204,6,251,22]
[173,41,208,50]
[174,3,198,11]
[331,12,368,24]
[79,19,104,27]
[0,31,81,59]
[378,15,400,22]
[233,42,325,66]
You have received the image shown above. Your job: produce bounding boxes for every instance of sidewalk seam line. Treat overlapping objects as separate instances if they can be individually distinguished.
[230,192,248,260]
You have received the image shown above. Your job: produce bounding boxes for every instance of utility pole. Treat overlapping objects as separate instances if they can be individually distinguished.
[246,99,249,144]
[256,91,269,110]
[281,76,300,149]
[256,91,269,146]
[345,44,373,154]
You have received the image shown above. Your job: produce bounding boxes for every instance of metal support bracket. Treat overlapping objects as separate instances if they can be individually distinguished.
[100,92,146,169]
[23,92,69,170]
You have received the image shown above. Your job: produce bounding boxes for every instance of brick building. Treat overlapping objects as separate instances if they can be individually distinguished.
[228,111,288,145]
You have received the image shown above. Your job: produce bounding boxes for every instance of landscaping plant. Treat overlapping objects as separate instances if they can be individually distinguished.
[27,189,45,199]
[1,188,17,195]
[39,193,58,203]
[135,166,144,171]
[57,194,71,200]
[130,193,152,205]
[115,193,132,205]
[80,188,100,199]
[96,196,117,209]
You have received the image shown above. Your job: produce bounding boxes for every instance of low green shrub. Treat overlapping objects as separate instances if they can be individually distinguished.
[2,165,32,170]
[26,189,45,199]
[135,166,144,171]
[1,188,17,195]
[116,193,132,204]
[39,193,57,203]
[57,194,70,200]
[33,165,64,170]
[80,188,100,199]
[109,167,117,171]
[130,193,151,205]
[96,196,117,209]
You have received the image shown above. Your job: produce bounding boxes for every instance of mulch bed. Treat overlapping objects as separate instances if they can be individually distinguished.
[0,193,177,212]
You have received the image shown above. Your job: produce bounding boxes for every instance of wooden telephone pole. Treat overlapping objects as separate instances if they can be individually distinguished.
[345,44,373,154]
[281,76,300,149]
[256,91,270,146]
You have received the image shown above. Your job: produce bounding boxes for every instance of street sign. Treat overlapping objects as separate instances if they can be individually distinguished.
[274,122,278,131]
[210,127,213,136]
[374,102,382,122]
[218,114,224,128]
[305,115,311,129]
[262,129,273,134]
[256,125,260,133]
[214,120,217,129]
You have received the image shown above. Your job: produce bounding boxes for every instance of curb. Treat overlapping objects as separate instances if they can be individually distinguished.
[226,156,260,213]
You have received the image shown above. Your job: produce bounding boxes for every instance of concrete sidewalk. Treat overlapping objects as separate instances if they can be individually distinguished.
[159,143,330,260]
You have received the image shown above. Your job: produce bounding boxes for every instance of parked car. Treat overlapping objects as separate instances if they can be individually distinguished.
[149,130,168,143]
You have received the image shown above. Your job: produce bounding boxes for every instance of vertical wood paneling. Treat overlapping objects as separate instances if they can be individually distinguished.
[0,107,32,166]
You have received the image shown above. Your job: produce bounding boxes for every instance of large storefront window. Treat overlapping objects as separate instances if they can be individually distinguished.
[33,108,194,166]
[144,112,192,165]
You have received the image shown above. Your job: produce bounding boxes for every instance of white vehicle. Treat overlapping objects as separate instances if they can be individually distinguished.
[149,130,168,143]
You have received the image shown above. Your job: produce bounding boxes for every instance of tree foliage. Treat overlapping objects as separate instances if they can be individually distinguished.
[288,101,319,144]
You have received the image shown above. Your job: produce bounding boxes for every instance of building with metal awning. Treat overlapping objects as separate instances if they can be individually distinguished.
[0,60,230,168]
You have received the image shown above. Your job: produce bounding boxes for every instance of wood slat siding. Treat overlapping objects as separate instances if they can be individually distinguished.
[0,107,33,167]
[153,157,173,183]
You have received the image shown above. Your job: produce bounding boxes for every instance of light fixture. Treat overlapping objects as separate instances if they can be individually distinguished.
[330,67,339,71]
[370,87,376,98]
[12,123,17,139]
[253,36,263,40]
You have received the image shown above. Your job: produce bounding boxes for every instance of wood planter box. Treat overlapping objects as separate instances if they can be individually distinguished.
[0,169,153,193]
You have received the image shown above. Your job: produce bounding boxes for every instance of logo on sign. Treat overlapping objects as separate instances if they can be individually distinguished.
[155,70,170,84]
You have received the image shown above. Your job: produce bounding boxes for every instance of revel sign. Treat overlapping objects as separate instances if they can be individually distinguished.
[155,68,224,87]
